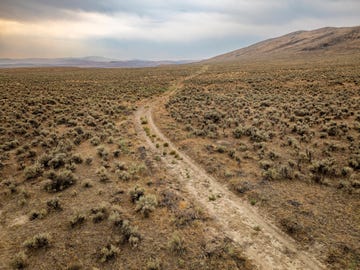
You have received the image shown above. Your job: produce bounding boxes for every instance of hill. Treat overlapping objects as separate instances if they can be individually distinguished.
[207,26,360,62]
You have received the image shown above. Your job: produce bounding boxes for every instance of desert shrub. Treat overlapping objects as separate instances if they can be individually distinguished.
[10,252,28,269]
[233,126,245,138]
[97,146,109,160]
[66,263,83,270]
[26,150,37,158]
[278,164,295,180]
[109,210,123,226]
[310,158,337,179]
[262,168,279,181]
[129,186,145,203]
[216,146,227,153]
[24,163,43,180]
[38,153,52,167]
[168,233,186,255]
[146,259,162,270]
[204,110,222,123]
[96,167,110,182]
[121,220,141,247]
[23,233,50,250]
[46,198,62,211]
[141,117,148,125]
[128,163,147,177]
[350,174,360,189]
[29,209,48,220]
[98,244,119,263]
[135,194,158,218]
[111,217,141,247]
[279,218,308,241]
[4,181,18,194]
[44,170,77,192]
[326,124,340,136]
[90,137,100,146]
[113,149,121,158]
[349,154,360,170]
[229,179,252,194]
[71,154,83,164]
[268,151,280,160]
[90,205,108,223]
[85,156,93,165]
[1,140,19,151]
[48,153,67,169]
[70,213,86,228]
[117,170,130,181]
[118,139,130,154]
[82,179,93,188]
[15,146,26,156]
[114,162,127,171]
[107,136,114,144]
[174,206,205,227]
[259,160,273,170]
[341,166,353,177]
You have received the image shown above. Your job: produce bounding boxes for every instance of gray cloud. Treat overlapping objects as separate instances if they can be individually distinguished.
[0,0,359,59]
[2,0,359,22]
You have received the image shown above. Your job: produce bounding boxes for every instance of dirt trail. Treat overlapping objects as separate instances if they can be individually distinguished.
[134,67,325,270]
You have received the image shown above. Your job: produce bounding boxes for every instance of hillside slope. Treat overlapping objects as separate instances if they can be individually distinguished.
[207,26,360,62]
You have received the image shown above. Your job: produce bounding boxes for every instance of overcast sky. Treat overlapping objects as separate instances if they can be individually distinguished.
[0,0,359,60]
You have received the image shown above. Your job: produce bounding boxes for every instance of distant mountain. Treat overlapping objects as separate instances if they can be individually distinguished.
[0,57,194,68]
[207,26,360,62]
[80,56,119,62]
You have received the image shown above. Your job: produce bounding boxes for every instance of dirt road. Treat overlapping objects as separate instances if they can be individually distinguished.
[134,67,325,270]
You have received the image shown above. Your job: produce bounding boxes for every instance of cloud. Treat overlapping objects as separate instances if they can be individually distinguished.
[0,0,359,59]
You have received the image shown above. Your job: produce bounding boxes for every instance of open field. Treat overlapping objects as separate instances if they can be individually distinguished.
[0,67,253,269]
[0,55,359,270]
[156,57,360,269]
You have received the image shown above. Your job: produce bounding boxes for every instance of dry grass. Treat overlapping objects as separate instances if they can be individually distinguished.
[157,57,360,269]
[0,66,253,269]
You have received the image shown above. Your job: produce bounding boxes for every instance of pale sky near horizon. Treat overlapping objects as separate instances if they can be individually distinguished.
[0,0,359,60]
